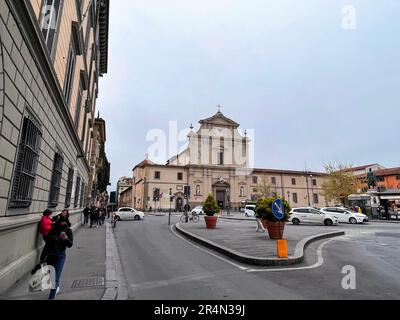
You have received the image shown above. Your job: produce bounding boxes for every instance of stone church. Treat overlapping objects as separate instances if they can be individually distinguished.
[130,111,333,212]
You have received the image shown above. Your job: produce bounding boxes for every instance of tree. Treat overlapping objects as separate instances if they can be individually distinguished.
[321,163,361,205]
[203,194,221,217]
[255,177,272,199]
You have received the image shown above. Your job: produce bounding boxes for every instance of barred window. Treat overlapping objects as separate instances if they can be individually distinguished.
[79,182,85,208]
[74,176,81,207]
[9,115,42,208]
[65,167,74,208]
[48,151,64,207]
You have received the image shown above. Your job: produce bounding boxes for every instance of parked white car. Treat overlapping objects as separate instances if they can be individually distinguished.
[114,207,144,221]
[191,206,204,215]
[244,205,256,217]
[289,207,338,226]
[320,207,368,224]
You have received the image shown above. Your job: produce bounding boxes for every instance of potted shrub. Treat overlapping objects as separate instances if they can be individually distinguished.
[203,194,221,229]
[255,197,291,239]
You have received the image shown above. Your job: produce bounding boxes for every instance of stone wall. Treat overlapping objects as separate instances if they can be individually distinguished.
[0,0,88,294]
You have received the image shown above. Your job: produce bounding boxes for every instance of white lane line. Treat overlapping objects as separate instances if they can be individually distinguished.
[246,238,337,273]
[171,225,344,273]
[170,225,249,271]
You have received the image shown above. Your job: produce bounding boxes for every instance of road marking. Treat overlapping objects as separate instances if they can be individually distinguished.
[130,272,216,292]
[170,225,249,271]
[246,238,337,273]
[171,225,347,273]
[130,269,238,292]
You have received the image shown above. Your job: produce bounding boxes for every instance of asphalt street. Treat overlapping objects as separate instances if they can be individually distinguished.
[113,214,400,300]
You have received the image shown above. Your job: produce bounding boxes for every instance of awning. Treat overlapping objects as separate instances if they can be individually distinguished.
[380,196,400,200]
[348,195,372,200]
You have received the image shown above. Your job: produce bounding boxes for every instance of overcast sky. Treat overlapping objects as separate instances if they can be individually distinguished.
[96,0,400,190]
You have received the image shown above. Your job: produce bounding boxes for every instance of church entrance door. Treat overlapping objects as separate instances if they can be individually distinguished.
[216,190,226,210]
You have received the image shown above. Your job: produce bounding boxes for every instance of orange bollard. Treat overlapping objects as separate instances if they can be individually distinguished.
[277,239,288,258]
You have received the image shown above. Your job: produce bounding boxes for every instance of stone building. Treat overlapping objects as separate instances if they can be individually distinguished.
[119,186,132,208]
[116,176,132,207]
[0,0,109,293]
[87,115,110,206]
[131,111,334,212]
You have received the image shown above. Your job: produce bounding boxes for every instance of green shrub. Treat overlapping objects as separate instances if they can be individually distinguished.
[203,194,221,217]
[255,197,291,222]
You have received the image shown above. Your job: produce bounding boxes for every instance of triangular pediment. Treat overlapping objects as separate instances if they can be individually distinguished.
[199,111,239,128]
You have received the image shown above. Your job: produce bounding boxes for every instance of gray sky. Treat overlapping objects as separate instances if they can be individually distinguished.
[97,0,400,190]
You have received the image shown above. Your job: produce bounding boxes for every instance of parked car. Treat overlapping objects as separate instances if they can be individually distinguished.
[244,205,256,217]
[191,206,204,215]
[114,207,144,221]
[289,207,338,226]
[320,207,368,224]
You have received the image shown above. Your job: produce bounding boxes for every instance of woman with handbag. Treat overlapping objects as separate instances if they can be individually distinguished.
[46,215,73,300]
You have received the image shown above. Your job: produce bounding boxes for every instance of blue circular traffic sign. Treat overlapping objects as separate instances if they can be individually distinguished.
[272,199,284,220]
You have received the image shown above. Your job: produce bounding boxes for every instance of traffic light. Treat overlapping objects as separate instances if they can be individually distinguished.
[184,186,191,199]
[153,188,160,201]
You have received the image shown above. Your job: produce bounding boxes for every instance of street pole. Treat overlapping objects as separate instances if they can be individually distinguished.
[306,174,310,206]
[310,174,314,207]
[169,188,172,226]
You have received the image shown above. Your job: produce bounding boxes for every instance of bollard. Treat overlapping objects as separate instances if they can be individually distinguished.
[277,239,288,258]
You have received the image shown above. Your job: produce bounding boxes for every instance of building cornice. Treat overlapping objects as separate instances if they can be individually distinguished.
[98,0,110,75]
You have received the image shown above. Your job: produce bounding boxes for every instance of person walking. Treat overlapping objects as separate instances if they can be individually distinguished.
[96,208,102,226]
[100,209,106,225]
[46,215,73,300]
[90,206,96,228]
[83,206,91,225]
[52,209,72,227]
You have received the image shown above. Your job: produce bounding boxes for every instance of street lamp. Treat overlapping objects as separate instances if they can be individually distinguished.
[287,191,291,206]
[304,173,311,206]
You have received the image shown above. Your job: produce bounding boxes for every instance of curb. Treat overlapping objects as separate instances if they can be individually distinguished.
[102,223,128,300]
[219,216,255,222]
[175,223,345,266]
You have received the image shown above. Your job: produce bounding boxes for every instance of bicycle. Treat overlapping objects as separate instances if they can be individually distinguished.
[180,212,199,223]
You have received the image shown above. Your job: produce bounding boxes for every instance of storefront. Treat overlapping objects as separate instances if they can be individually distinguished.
[378,190,400,220]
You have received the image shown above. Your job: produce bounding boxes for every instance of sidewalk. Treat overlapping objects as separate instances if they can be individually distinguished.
[176,219,344,266]
[2,223,106,300]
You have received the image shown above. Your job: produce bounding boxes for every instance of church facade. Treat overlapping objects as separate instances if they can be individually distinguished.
[131,111,334,212]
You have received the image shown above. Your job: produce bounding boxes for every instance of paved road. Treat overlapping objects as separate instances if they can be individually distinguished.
[114,215,400,300]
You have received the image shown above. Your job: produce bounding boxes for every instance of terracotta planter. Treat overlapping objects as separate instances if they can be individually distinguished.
[204,215,218,229]
[265,221,285,239]
[261,220,269,230]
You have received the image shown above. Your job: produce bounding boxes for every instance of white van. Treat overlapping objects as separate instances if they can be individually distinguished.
[244,205,256,217]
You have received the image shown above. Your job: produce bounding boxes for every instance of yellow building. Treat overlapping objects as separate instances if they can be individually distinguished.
[132,111,334,212]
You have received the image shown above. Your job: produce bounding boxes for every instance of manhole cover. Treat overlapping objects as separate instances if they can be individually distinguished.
[71,277,105,289]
